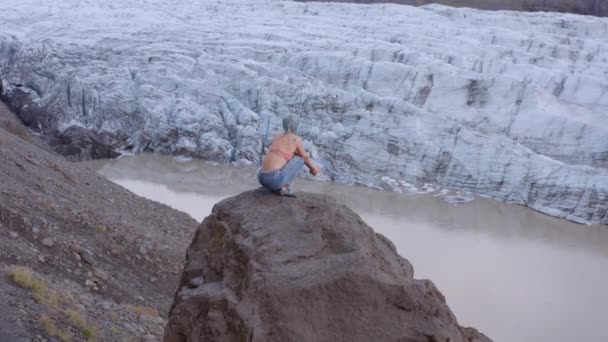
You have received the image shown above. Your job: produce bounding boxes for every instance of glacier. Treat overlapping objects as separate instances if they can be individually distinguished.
[0,0,607,224]
[296,0,608,17]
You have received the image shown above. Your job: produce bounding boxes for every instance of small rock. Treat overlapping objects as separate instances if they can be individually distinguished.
[85,279,96,288]
[32,227,40,234]
[93,268,108,281]
[80,251,95,265]
[73,252,81,261]
[9,231,18,238]
[138,246,148,255]
[41,238,54,248]
[25,155,40,166]
[38,255,45,263]
[150,277,157,283]
[69,243,83,254]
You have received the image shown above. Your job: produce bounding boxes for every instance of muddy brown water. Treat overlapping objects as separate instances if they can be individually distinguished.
[85,153,608,342]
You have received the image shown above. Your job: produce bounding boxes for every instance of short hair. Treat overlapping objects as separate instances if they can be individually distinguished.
[282,114,298,134]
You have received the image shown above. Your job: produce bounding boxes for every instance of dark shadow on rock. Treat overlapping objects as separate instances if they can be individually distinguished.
[0,89,118,161]
[45,126,119,161]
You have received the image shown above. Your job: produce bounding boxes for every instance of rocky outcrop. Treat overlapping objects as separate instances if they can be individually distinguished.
[164,189,491,342]
[0,88,119,160]
[44,126,120,161]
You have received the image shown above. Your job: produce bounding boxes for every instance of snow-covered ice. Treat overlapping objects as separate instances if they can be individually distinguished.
[0,0,607,223]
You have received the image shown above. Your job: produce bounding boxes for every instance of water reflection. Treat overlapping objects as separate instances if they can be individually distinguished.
[85,153,608,342]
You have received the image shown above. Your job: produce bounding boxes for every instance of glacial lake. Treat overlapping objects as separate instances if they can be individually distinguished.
[86,153,608,342]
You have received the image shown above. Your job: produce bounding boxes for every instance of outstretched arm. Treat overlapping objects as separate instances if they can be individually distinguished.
[295,138,319,176]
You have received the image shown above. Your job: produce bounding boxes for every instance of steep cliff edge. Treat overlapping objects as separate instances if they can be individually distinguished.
[165,189,491,342]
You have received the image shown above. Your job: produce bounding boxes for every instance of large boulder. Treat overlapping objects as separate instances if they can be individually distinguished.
[165,189,491,342]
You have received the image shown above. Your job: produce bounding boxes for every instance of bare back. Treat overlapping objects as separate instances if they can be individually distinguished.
[261,133,299,172]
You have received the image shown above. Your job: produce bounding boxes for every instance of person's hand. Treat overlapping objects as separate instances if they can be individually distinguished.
[310,166,320,176]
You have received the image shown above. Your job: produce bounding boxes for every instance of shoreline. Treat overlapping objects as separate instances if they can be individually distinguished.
[90,151,608,227]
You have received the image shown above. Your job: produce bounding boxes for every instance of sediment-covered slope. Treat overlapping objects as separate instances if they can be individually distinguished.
[0,102,198,340]
[1,0,607,223]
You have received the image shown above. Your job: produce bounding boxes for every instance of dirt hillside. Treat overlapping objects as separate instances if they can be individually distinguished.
[0,102,199,341]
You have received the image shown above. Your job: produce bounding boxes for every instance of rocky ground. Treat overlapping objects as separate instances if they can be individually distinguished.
[0,101,199,341]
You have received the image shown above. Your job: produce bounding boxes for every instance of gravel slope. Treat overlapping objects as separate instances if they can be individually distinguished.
[0,102,198,341]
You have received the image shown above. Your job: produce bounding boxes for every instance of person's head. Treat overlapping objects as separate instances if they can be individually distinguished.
[282,114,299,135]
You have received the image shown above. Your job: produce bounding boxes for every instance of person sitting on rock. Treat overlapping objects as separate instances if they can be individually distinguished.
[258,115,319,198]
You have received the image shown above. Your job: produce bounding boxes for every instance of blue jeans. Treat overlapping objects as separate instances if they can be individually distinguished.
[258,156,305,192]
